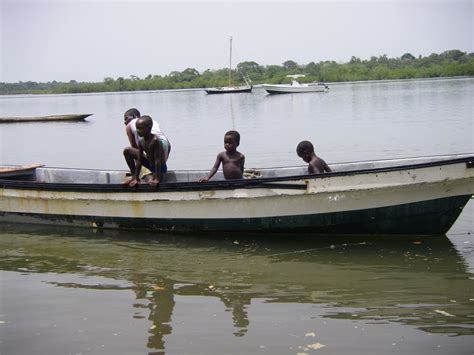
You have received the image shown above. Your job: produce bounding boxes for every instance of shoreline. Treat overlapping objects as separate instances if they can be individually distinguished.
[0,75,472,98]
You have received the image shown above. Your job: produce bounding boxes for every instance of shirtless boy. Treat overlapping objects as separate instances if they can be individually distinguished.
[199,130,245,182]
[123,108,170,177]
[128,116,167,188]
[296,140,332,174]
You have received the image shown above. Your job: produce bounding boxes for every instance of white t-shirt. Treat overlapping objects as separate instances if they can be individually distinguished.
[129,118,168,147]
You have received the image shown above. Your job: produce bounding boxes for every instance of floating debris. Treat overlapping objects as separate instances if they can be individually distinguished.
[307,342,326,350]
[305,332,316,337]
[434,310,455,317]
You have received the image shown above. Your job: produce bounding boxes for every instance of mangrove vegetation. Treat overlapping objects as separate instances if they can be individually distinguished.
[1,50,473,95]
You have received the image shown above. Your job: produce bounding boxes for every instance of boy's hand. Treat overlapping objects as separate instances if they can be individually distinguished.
[198,177,208,183]
[128,178,139,187]
[148,178,159,188]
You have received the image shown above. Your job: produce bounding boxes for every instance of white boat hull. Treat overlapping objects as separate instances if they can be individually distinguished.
[262,83,328,94]
[205,85,252,94]
[0,155,472,235]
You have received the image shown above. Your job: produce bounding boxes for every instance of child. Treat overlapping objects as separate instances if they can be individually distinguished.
[296,140,332,174]
[128,116,169,188]
[123,108,171,179]
[199,130,245,182]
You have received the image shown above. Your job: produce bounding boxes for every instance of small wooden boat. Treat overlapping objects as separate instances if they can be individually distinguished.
[0,154,472,235]
[262,75,329,94]
[0,113,92,123]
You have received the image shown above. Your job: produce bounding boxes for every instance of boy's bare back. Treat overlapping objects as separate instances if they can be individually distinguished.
[308,155,331,174]
[296,140,331,175]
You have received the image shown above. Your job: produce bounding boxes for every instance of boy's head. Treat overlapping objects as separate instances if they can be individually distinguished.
[224,130,240,152]
[136,115,153,137]
[296,140,315,163]
[124,108,140,125]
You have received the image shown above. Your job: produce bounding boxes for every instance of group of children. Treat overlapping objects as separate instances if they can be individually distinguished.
[123,108,331,187]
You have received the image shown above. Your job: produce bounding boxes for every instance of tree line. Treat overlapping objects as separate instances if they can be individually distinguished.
[1,50,473,95]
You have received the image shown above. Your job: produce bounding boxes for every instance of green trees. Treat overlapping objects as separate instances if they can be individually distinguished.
[401,53,415,61]
[0,50,472,95]
[282,60,298,70]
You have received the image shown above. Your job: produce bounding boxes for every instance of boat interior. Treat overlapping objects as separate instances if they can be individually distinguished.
[0,154,470,185]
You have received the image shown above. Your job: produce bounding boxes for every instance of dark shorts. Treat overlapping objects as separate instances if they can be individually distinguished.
[148,163,167,174]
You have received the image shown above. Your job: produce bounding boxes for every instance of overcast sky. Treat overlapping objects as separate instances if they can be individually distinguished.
[1,0,472,83]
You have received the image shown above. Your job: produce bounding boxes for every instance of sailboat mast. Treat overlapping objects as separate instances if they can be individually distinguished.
[228,36,232,87]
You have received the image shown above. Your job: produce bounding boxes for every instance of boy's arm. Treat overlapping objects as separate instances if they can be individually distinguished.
[149,138,163,187]
[199,153,222,182]
[319,158,331,173]
[323,159,332,172]
[240,154,245,173]
[129,144,143,187]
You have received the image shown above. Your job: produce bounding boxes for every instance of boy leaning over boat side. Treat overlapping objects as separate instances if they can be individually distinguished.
[199,130,245,182]
[123,108,171,183]
[296,140,332,174]
[128,115,169,188]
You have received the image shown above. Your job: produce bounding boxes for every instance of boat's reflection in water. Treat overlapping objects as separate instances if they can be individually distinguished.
[1,223,472,352]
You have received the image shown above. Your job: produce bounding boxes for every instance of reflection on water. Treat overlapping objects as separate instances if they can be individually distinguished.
[1,223,473,354]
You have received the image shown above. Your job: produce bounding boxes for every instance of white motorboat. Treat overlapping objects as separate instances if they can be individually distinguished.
[262,75,329,94]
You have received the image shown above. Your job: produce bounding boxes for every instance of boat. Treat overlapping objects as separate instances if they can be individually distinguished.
[0,154,472,235]
[0,113,92,123]
[0,164,44,179]
[205,85,252,94]
[205,37,252,94]
[262,75,329,94]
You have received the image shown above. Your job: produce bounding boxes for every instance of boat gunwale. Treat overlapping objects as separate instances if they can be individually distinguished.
[0,155,472,193]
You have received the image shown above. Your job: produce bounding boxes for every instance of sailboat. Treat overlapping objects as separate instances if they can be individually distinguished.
[205,37,253,94]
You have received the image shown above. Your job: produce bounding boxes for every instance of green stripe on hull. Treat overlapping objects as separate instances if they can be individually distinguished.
[1,195,470,235]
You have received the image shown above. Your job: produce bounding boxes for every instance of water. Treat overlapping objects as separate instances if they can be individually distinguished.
[0,78,472,169]
[0,78,473,354]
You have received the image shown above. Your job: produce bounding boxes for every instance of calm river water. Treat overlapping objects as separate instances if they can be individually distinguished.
[0,78,473,354]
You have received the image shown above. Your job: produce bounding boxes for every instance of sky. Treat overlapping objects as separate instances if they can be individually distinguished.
[0,0,472,83]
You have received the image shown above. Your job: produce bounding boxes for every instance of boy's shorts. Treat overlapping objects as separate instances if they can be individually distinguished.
[143,137,169,175]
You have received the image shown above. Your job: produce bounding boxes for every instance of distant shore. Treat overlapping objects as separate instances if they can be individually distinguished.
[1,76,472,98]
[324,75,473,86]
[1,50,473,95]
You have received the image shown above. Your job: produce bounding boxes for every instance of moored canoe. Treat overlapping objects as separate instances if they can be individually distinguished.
[0,113,92,123]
